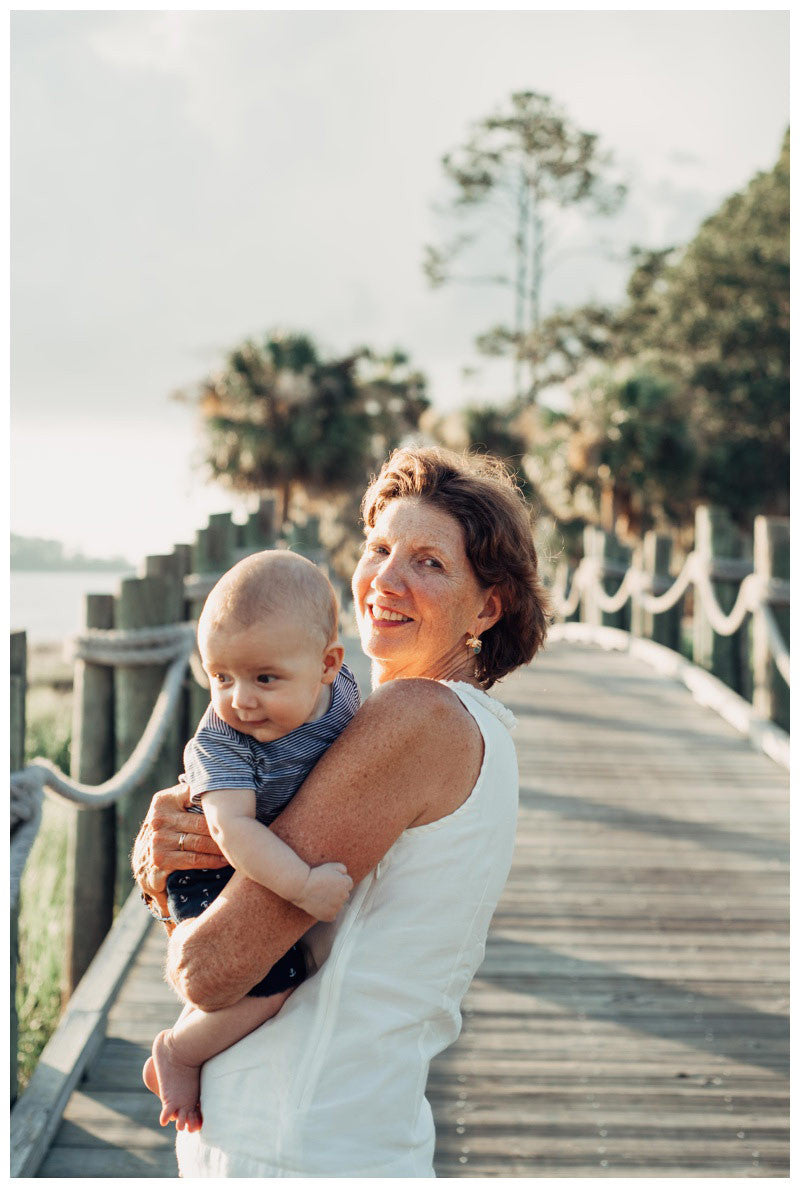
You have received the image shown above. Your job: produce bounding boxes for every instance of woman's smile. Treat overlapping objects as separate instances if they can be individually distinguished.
[366,601,413,624]
[353,497,500,684]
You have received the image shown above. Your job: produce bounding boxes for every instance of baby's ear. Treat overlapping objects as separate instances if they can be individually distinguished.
[321,642,345,684]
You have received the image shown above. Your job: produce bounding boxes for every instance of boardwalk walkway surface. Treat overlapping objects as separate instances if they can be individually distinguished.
[35,639,789,1177]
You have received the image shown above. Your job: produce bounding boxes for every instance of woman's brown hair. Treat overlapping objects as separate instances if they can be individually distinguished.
[361,446,550,688]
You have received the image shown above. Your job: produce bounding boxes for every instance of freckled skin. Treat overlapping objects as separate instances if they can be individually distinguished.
[135,498,504,1012]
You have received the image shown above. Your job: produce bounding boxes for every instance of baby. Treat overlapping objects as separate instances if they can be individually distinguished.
[143,549,360,1132]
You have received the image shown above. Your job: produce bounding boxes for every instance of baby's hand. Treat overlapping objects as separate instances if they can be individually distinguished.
[293,862,353,921]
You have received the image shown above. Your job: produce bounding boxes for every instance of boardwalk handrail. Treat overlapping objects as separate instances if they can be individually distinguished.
[10,622,195,917]
[551,549,790,683]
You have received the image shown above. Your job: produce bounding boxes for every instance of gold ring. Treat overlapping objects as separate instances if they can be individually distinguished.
[178,833,186,852]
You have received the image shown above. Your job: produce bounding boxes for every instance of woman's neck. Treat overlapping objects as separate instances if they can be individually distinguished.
[370,651,480,689]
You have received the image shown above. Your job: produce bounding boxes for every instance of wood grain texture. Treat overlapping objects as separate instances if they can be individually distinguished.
[35,640,788,1178]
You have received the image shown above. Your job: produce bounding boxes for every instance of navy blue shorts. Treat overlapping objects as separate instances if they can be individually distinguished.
[165,865,307,997]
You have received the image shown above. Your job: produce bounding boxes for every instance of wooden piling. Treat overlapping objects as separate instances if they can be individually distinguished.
[113,573,183,908]
[10,630,26,772]
[752,516,789,731]
[692,506,750,695]
[187,514,236,731]
[580,527,632,630]
[206,512,236,568]
[64,595,117,998]
[10,630,27,1106]
[631,531,681,650]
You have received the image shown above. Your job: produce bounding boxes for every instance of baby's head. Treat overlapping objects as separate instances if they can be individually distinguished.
[198,550,344,743]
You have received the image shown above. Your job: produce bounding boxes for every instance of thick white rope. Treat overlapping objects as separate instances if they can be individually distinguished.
[549,550,789,682]
[691,566,762,636]
[632,552,698,615]
[11,641,192,810]
[66,621,196,665]
[551,560,584,619]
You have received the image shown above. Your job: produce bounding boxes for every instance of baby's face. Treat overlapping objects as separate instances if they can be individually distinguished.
[200,614,339,743]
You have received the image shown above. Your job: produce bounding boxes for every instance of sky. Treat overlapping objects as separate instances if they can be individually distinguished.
[10,8,789,564]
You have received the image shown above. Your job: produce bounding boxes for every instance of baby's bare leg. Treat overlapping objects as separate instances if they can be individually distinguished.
[146,990,292,1131]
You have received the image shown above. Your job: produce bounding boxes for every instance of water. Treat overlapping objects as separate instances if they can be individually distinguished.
[11,570,136,644]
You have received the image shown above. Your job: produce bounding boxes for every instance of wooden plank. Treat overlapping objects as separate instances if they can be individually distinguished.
[11,889,152,1177]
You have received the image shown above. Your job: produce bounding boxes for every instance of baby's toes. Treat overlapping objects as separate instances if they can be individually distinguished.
[159,1102,176,1128]
[186,1105,203,1132]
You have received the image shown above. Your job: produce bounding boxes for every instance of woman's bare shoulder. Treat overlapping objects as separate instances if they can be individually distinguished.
[358,677,480,737]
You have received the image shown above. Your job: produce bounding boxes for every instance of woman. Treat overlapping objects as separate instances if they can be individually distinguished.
[134,445,549,1177]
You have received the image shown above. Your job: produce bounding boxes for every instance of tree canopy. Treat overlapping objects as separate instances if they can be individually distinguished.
[530,129,789,530]
[182,332,429,526]
[424,90,626,402]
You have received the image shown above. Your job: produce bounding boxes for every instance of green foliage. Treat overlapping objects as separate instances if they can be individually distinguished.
[16,796,70,1092]
[15,680,73,1092]
[615,130,789,523]
[461,405,534,501]
[574,369,697,529]
[534,131,789,529]
[184,332,429,525]
[25,686,72,772]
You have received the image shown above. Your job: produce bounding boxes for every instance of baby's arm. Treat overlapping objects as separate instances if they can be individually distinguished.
[201,789,352,921]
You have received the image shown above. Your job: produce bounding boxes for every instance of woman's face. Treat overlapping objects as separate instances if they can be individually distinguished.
[352,497,501,684]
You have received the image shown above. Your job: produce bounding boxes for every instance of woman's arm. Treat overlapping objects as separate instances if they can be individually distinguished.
[201,788,353,920]
[167,678,485,1010]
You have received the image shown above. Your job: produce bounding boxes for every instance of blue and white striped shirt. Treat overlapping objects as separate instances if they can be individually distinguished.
[183,663,361,826]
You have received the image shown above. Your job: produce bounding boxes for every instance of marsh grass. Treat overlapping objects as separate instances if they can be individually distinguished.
[15,680,73,1092]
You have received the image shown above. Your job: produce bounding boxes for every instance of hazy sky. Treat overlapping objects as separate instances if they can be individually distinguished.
[11,9,789,561]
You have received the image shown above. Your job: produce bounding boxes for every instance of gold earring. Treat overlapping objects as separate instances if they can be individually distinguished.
[466,634,482,655]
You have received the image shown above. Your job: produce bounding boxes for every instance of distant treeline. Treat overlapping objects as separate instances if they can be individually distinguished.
[11,534,133,572]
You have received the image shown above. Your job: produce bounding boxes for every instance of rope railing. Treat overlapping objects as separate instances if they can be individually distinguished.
[550,550,790,685]
[10,622,199,912]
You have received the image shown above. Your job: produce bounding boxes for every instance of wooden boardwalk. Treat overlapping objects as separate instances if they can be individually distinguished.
[35,639,789,1177]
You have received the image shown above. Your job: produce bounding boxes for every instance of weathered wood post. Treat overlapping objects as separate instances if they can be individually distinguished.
[580,526,600,626]
[145,553,189,776]
[114,572,183,907]
[242,495,277,552]
[752,516,789,731]
[10,630,26,774]
[631,531,681,650]
[10,630,27,1105]
[692,506,750,695]
[187,513,237,730]
[285,515,324,564]
[64,594,117,998]
[580,527,632,629]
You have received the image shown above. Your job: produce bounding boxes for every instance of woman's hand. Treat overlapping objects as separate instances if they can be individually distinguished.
[132,784,228,916]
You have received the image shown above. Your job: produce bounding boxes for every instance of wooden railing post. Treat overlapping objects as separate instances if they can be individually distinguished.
[187,514,237,731]
[146,552,191,761]
[752,516,789,731]
[692,506,750,695]
[580,526,631,630]
[64,594,116,998]
[207,512,236,567]
[241,496,277,552]
[580,527,600,626]
[285,515,324,564]
[631,531,681,650]
[113,572,183,908]
[10,630,27,1106]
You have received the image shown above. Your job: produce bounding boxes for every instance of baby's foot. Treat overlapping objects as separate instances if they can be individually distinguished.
[150,1029,203,1132]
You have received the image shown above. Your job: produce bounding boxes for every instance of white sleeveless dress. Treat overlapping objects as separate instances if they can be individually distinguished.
[176,681,518,1178]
